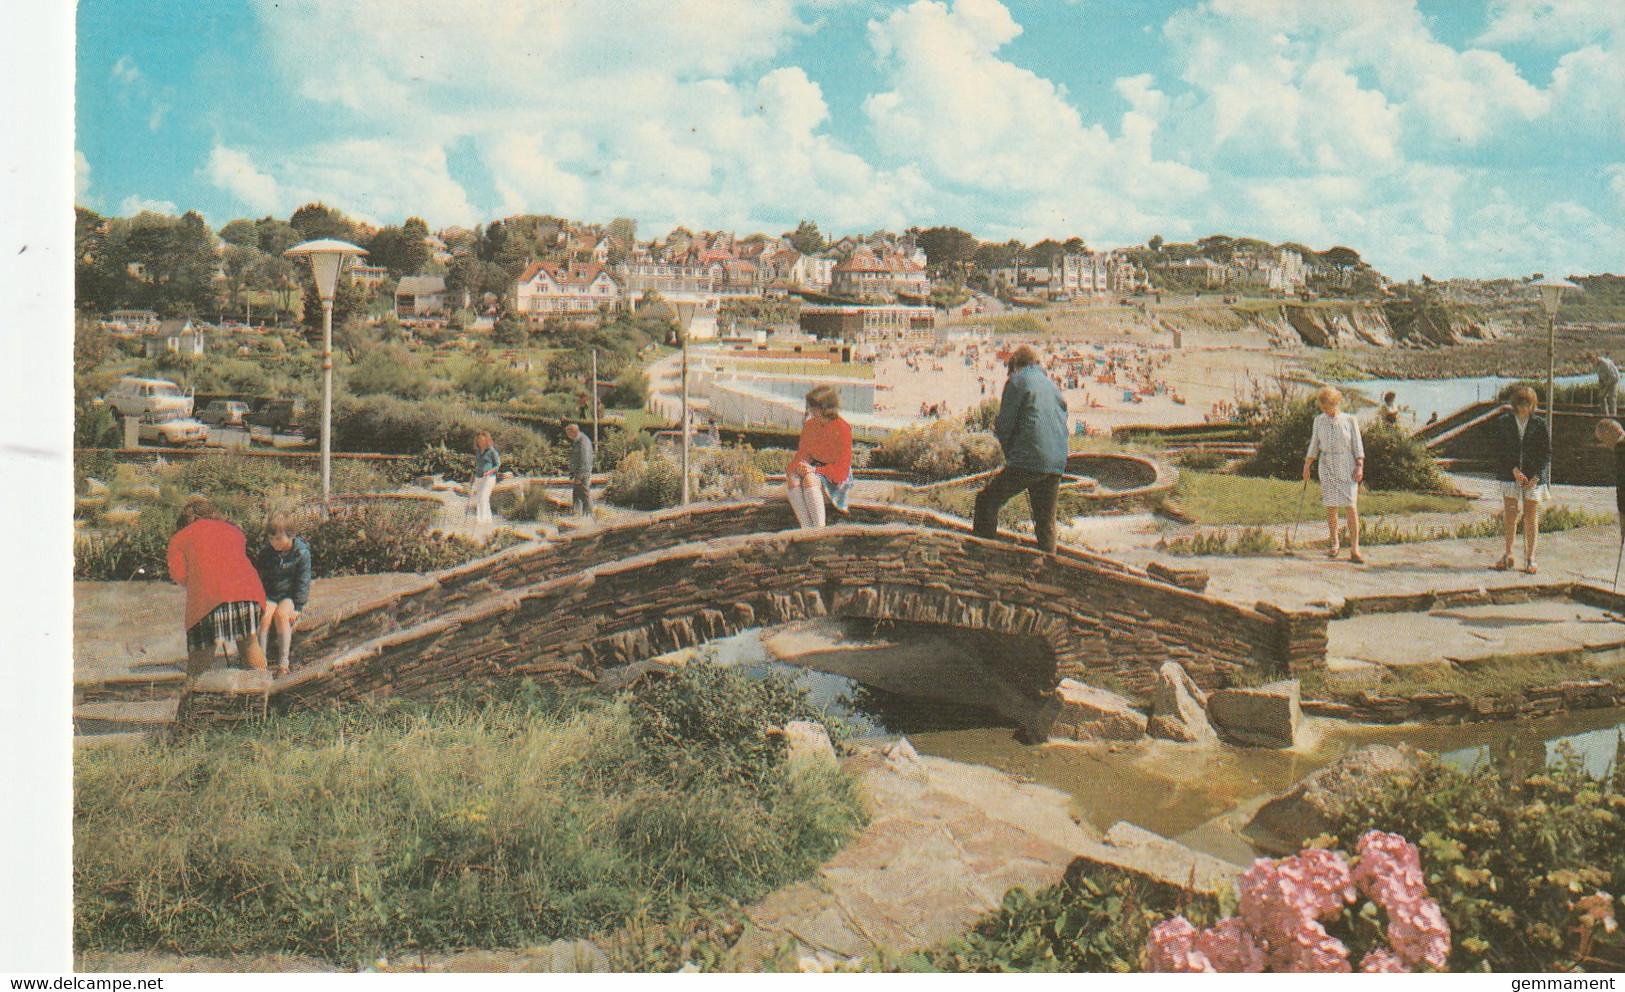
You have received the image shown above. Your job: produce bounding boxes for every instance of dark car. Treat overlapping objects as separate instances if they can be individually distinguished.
[196,399,251,427]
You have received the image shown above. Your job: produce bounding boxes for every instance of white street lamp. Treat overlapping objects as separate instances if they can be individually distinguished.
[1534,274,1580,453]
[285,238,368,503]
[673,302,697,505]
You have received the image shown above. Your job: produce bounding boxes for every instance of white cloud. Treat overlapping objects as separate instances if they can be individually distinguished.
[1607,164,1625,209]
[110,55,140,86]
[75,150,92,206]
[861,0,1206,242]
[119,195,177,217]
[203,145,280,214]
[1477,0,1625,48]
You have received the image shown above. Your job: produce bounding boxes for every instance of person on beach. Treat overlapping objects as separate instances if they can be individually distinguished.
[168,496,268,677]
[1490,385,1550,574]
[1594,353,1619,417]
[974,345,1069,554]
[564,422,594,517]
[1303,386,1366,563]
[471,429,500,525]
[255,511,311,679]
[786,384,853,528]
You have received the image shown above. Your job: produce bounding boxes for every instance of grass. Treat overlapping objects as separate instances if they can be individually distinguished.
[1157,526,1283,557]
[1168,470,1470,526]
[74,666,865,967]
[1158,505,1613,557]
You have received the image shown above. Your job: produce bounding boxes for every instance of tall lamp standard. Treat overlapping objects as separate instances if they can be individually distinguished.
[285,239,368,503]
[1535,274,1580,453]
[673,302,697,505]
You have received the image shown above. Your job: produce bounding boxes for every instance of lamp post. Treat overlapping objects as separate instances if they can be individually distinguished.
[1535,274,1580,453]
[285,239,368,503]
[673,302,698,505]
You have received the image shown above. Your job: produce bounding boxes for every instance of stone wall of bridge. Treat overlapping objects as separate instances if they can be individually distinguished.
[260,522,1307,738]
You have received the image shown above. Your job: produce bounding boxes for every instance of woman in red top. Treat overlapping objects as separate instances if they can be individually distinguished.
[786,385,853,528]
[167,496,269,676]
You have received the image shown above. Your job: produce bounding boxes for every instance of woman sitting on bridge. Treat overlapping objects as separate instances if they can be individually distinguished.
[786,384,853,528]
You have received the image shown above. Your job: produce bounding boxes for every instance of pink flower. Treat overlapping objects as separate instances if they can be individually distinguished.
[1359,948,1411,973]
[1146,916,1213,973]
[1194,917,1267,973]
[1354,831,1427,908]
[1277,921,1352,973]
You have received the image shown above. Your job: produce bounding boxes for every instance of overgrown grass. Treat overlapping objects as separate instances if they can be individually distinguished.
[1169,471,1470,526]
[1157,526,1283,556]
[74,665,866,966]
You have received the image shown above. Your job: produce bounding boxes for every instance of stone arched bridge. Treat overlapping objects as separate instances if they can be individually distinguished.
[181,501,1327,737]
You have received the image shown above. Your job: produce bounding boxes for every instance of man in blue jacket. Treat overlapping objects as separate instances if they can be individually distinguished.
[974,345,1069,553]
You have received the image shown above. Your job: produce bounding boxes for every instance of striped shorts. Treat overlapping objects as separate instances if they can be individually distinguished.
[186,600,264,652]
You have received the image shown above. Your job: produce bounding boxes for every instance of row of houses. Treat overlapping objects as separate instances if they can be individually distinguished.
[991,250,1146,298]
[1153,247,1309,293]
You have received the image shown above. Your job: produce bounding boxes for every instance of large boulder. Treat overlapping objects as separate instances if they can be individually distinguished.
[1147,662,1217,743]
[784,719,839,775]
[1207,679,1301,749]
[1243,744,1423,855]
[1051,679,1147,742]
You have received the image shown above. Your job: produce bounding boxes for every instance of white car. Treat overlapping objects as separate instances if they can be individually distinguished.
[138,412,208,446]
[104,376,193,420]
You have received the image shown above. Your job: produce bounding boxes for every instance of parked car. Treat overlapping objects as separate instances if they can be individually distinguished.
[196,399,251,427]
[138,411,208,446]
[103,376,193,420]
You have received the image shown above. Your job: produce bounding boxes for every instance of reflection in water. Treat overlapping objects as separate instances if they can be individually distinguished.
[694,627,1624,863]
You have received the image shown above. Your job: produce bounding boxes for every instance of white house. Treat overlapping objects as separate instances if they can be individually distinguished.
[143,318,205,358]
[512,262,623,315]
[395,275,448,317]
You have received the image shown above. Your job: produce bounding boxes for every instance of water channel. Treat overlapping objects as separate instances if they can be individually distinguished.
[689,622,1625,867]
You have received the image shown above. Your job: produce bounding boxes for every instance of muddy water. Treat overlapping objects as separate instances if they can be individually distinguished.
[693,625,1624,866]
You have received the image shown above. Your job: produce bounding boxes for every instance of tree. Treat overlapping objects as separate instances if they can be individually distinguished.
[1026,239,1065,269]
[255,218,302,257]
[221,243,266,315]
[1322,246,1363,269]
[1148,234,1164,252]
[607,216,638,249]
[290,202,358,242]
[916,226,978,272]
[300,274,368,339]
[1064,236,1087,255]
[785,219,824,255]
[492,313,530,347]
[218,218,262,248]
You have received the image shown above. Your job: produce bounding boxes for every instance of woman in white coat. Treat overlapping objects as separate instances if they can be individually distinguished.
[1302,386,1366,563]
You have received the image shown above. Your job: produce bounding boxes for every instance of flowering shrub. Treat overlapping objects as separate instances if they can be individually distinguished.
[1147,831,1450,973]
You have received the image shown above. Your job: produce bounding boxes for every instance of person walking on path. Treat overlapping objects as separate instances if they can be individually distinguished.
[1490,385,1550,574]
[167,496,268,677]
[471,429,500,525]
[565,422,595,517]
[255,511,311,679]
[1594,419,1625,533]
[974,345,1069,554]
[786,385,853,528]
[1594,353,1619,416]
[1303,386,1366,563]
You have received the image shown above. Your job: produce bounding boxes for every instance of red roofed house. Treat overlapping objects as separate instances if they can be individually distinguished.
[830,248,930,301]
[512,262,624,315]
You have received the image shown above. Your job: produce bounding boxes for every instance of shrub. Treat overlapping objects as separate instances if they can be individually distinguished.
[73,511,175,580]
[694,446,766,501]
[873,421,1003,482]
[457,359,530,403]
[607,449,682,510]
[331,394,560,473]
[346,344,430,399]
[604,369,649,409]
[1321,749,1625,972]
[269,501,515,577]
[1241,398,1446,492]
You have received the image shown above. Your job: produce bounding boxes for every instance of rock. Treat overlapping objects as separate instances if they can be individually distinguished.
[1052,679,1147,742]
[124,482,161,502]
[84,477,110,496]
[100,506,142,526]
[1243,744,1422,855]
[882,736,924,776]
[1207,679,1301,749]
[544,939,611,973]
[1146,560,1209,593]
[784,719,838,774]
[1062,821,1242,899]
[1146,662,1217,743]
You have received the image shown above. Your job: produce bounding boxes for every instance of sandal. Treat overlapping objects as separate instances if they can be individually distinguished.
[1349,551,1365,564]
[1492,555,1514,571]
[1522,561,1539,575]
[1325,547,1341,559]
[275,663,291,679]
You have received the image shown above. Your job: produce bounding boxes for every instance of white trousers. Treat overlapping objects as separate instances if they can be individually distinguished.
[473,474,496,523]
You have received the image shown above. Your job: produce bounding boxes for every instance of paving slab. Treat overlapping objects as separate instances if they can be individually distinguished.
[1328,599,1625,668]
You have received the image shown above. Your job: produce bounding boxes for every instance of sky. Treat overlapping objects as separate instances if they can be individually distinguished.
[75,0,1625,281]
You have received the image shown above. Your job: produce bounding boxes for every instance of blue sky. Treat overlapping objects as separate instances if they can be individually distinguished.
[75,0,1624,280]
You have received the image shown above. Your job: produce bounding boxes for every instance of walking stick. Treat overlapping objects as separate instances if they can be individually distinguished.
[1613,524,1625,594]
[1286,476,1309,553]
